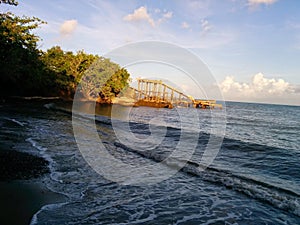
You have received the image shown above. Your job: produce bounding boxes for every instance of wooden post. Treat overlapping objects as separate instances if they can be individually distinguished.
[137,79,141,100]
[145,82,149,100]
[171,89,174,102]
[152,82,155,101]
[149,82,152,100]
[154,83,158,102]
[142,81,144,100]
[154,82,156,99]
[163,84,166,101]
[158,82,162,101]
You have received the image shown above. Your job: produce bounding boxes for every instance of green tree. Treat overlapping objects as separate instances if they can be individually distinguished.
[41,46,98,98]
[0,12,48,95]
[79,57,130,102]
[0,8,131,100]
[0,0,18,6]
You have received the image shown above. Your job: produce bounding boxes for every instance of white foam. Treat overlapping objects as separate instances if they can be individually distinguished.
[30,202,68,225]
[44,103,55,109]
[25,137,55,174]
[26,138,47,152]
[6,118,26,126]
[194,168,300,217]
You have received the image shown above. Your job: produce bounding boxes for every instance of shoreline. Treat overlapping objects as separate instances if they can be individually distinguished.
[0,145,66,225]
[0,180,66,225]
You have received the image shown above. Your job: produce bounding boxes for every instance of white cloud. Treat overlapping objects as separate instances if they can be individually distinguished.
[220,73,293,96]
[248,0,277,6]
[219,73,300,105]
[220,76,249,93]
[157,11,173,25]
[154,8,161,13]
[124,7,173,27]
[180,0,211,19]
[181,22,190,29]
[60,20,78,36]
[253,73,291,94]
[201,19,212,34]
[123,6,155,27]
[38,1,237,53]
[163,11,173,19]
[186,0,210,10]
[247,0,277,9]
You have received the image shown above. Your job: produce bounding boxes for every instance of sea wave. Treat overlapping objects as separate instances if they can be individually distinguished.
[45,102,300,218]
[114,142,300,217]
[5,117,26,126]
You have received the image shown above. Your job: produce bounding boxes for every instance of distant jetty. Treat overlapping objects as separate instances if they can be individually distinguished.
[113,79,222,109]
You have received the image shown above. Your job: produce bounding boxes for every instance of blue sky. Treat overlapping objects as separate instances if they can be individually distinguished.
[3,0,300,105]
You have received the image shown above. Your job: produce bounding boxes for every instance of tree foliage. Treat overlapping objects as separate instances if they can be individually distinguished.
[0,12,45,50]
[0,12,49,95]
[0,0,18,6]
[41,46,98,97]
[79,58,130,102]
[0,10,130,101]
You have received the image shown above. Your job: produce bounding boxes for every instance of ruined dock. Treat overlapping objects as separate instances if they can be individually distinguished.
[125,79,222,109]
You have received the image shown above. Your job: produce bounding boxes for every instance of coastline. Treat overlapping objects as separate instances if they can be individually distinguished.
[0,180,65,225]
[0,144,66,225]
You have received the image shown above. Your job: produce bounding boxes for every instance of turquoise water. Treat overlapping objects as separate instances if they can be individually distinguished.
[0,101,299,224]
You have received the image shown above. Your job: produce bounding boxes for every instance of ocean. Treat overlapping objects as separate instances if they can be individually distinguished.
[0,100,299,224]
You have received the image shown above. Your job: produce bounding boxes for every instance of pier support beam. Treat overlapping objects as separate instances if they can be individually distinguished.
[133,78,221,109]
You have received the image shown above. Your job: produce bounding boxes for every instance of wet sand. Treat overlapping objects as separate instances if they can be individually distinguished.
[0,147,66,225]
[0,181,65,225]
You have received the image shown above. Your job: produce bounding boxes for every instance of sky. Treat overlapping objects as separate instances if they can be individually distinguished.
[3,0,300,105]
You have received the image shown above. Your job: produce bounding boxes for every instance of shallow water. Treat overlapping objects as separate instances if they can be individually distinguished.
[0,101,299,224]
